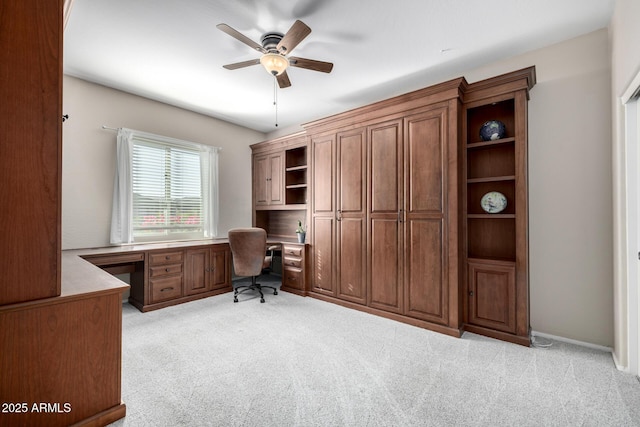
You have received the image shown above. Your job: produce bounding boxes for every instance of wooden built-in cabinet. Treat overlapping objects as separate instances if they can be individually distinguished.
[254,151,284,207]
[306,79,464,337]
[119,244,232,312]
[281,243,308,295]
[1,1,129,425]
[251,67,535,345]
[1,0,62,306]
[462,68,535,345]
[310,127,370,303]
[185,245,232,295]
[252,132,310,240]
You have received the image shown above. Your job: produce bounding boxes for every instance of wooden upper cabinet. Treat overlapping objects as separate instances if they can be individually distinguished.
[1,0,62,305]
[254,151,284,206]
[312,135,335,213]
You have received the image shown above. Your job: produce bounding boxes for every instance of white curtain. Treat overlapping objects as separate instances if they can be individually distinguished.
[110,128,134,244]
[109,127,221,244]
[201,145,221,238]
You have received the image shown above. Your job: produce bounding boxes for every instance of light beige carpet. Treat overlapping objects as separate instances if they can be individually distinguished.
[109,281,640,426]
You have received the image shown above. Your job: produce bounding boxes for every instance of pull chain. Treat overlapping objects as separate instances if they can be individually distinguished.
[273,77,278,127]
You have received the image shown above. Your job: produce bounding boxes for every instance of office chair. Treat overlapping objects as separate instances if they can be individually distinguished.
[228,227,278,303]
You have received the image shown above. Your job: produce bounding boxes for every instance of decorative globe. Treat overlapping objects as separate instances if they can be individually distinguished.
[479,120,506,141]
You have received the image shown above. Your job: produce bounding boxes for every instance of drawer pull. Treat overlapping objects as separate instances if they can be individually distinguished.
[287,276,297,282]
[160,287,174,292]
[165,268,170,272]
[165,255,170,260]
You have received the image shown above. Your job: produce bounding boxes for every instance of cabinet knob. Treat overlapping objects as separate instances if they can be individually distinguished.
[469,291,474,296]
[165,268,170,272]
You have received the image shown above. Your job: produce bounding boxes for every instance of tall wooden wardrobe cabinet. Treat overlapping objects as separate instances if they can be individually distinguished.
[252,67,535,345]
[0,2,128,425]
[305,79,465,336]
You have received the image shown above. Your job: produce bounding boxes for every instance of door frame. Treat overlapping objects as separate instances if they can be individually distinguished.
[620,69,640,376]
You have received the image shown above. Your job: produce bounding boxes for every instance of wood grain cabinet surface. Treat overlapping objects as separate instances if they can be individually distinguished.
[251,67,535,345]
[1,1,128,425]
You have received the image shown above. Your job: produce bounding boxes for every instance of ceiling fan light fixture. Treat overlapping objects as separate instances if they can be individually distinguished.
[260,53,289,76]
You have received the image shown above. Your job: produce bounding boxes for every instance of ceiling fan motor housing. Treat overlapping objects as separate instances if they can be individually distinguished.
[261,32,284,52]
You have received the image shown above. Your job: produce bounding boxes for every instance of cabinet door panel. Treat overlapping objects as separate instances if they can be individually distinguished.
[210,247,230,290]
[370,122,402,213]
[404,218,445,323]
[313,136,334,213]
[338,217,366,304]
[185,248,209,295]
[312,216,334,294]
[406,111,444,214]
[368,120,403,312]
[369,218,402,312]
[269,153,283,205]
[337,129,365,213]
[254,155,269,205]
[468,260,516,333]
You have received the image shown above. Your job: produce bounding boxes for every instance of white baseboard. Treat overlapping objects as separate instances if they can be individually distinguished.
[531,330,613,353]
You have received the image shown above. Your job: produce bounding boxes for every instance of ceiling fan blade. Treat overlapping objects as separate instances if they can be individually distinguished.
[217,23,266,53]
[289,57,334,73]
[276,71,291,88]
[222,58,261,70]
[276,20,311,54]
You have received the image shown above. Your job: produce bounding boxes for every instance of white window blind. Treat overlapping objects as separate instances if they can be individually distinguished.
[132,139,203,238]
[110,128,220,244]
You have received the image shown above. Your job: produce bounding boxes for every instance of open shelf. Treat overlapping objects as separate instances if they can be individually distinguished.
[467,180,516,215]
[285,146,308,205]
[467,217,516,261]
[466,99,516,144]
[467,141,515,180]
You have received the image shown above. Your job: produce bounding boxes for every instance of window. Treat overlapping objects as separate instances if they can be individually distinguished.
[110,128,220,244]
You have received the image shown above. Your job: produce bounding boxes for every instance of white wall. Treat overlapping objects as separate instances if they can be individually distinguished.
[462,30,613,346]
[62,76,266,249]
[610,0,640,372]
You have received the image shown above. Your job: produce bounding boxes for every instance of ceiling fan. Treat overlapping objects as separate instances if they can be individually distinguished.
[217,20,333,88]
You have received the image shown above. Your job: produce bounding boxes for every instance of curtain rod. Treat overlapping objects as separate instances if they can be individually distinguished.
[101,125,120,131]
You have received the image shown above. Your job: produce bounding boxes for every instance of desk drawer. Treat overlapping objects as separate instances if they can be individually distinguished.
[282,245,303,257]
[283,267,303,290]
[149,251,184,265]
[149,263,183,278]
[150,276,183,303]
[283,257,302,269]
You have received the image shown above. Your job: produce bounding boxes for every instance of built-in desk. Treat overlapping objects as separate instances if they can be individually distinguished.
[68,238,309,312]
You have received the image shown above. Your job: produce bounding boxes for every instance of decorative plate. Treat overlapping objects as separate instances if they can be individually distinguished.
[479,120,506,141]
[480,191,507,213]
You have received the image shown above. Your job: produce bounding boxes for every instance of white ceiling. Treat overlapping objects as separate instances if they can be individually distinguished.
[64,0,614,133]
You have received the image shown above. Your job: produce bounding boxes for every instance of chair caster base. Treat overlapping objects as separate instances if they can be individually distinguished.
[274,290,278,295]
[260,298,265,303]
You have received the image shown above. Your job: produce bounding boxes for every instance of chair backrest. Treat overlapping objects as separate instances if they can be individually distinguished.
[228,228,267,277]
